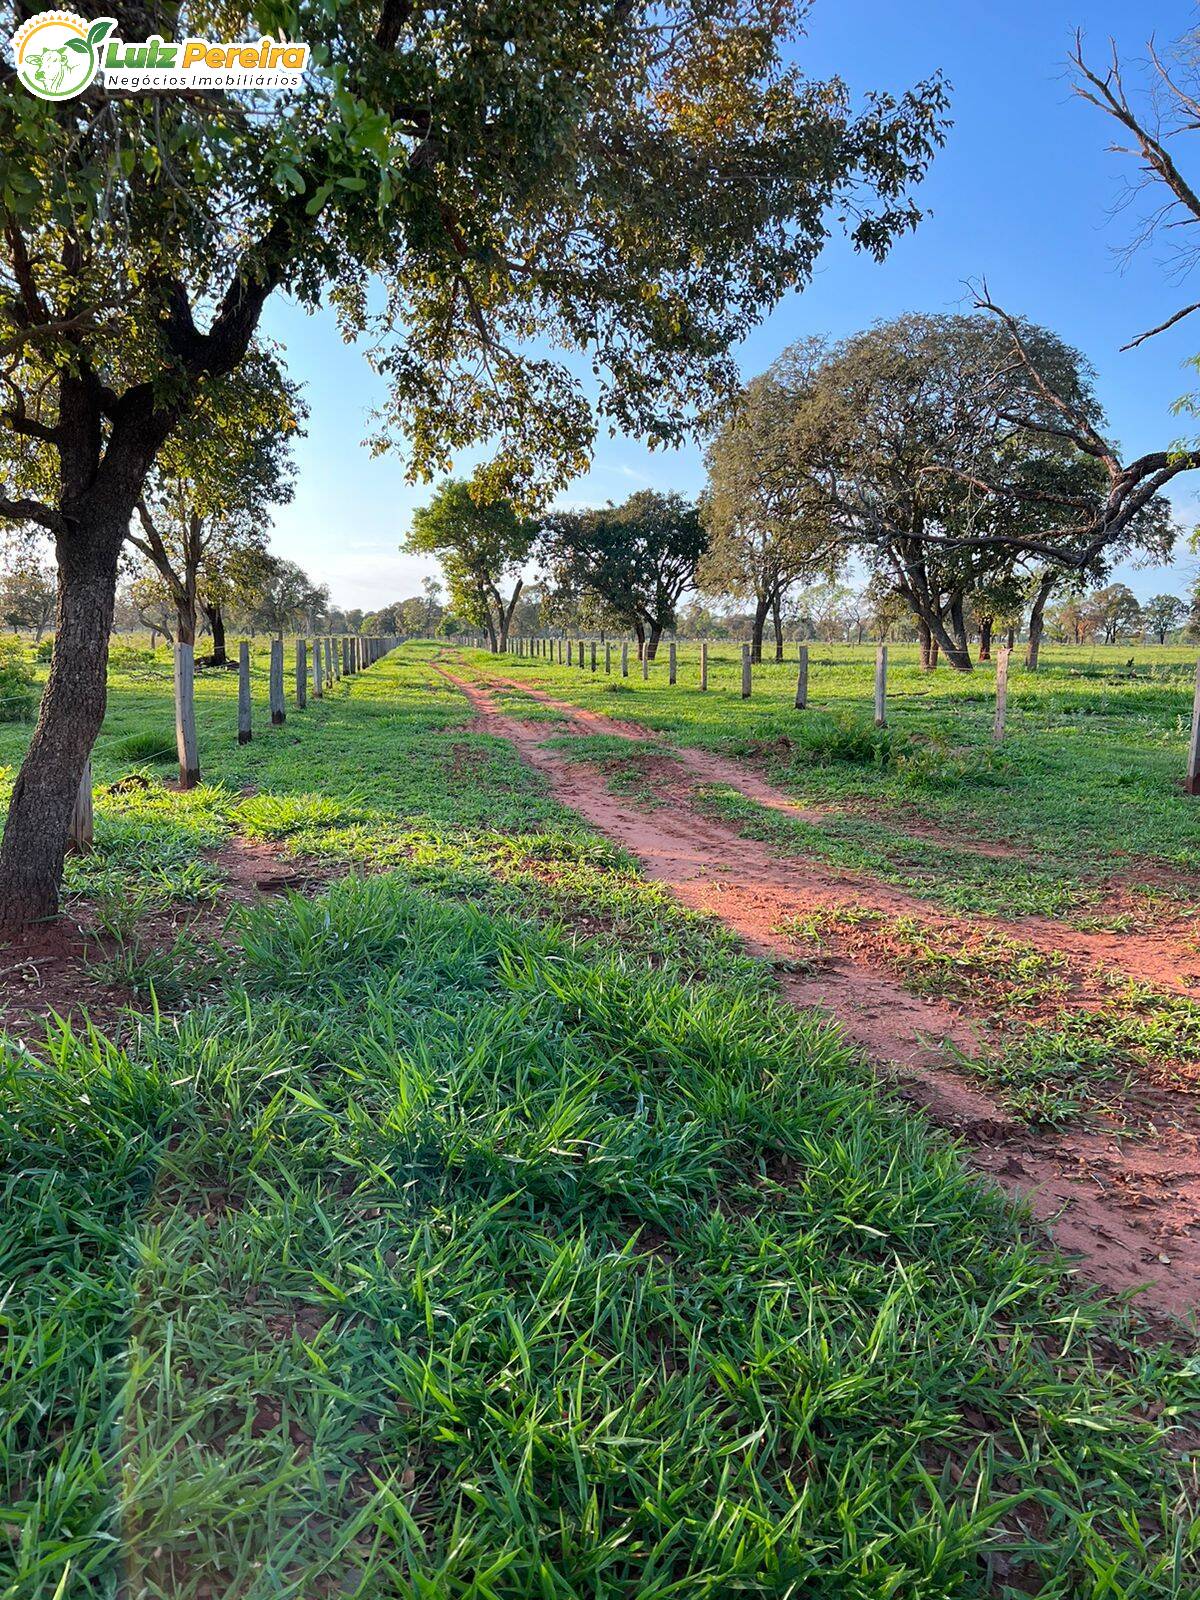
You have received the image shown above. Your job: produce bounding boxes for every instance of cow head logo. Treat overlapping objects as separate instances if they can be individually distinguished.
[12,12,114,101]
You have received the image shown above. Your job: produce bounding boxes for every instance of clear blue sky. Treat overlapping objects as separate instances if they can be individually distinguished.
[260,0,1200,609]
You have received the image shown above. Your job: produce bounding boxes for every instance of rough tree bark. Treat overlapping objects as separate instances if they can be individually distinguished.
[978,616,993,661]
[1025,571,1056,671]
[0,518,124,928]
[750,593,770,664]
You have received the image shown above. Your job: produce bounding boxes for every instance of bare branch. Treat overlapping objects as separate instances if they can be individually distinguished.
[1119,300,1200,349]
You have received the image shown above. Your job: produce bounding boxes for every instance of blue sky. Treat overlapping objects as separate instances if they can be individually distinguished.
[260,0,1200,609]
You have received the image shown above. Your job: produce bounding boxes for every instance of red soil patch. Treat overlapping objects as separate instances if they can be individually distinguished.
[0,837,335,1042]
[441,661,1200,1322]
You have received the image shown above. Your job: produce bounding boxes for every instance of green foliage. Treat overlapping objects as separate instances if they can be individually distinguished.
[0,2,950,513]
[540,490,708,644]
[109,728,176,764]
[406,480,537,643]
[0,638,36,722]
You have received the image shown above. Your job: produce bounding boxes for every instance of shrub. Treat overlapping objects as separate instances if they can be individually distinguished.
[0,639,37,723]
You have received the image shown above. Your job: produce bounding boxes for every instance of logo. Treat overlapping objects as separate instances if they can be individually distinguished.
[10,12,309,99]
[12,11,111,100]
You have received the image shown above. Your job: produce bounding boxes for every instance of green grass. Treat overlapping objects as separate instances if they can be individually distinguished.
[457,639,1200,916]
[0,638,1198,1595]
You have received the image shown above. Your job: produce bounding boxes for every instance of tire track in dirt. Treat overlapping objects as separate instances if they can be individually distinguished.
[478,667,1200,996]
[440,660,1200,1322]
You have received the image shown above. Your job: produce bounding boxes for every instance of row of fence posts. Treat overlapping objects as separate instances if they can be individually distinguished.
[476,636,1023,743]
[68,634,400,850]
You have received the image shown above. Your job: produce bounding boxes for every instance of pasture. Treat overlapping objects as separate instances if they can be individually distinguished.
[0,638,1197,1597]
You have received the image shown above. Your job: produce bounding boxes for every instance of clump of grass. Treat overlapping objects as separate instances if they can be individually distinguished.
[109,728,176,764]
[786,907,1071,1010]
[2,873,1196,1597]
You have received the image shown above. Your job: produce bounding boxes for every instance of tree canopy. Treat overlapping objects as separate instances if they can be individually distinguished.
[724,314,1176,669]
[0,0,950,925]
[540,490,707,657]
[406,481,536,652]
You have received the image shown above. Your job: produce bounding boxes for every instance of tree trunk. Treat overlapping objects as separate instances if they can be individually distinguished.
[750,594,770,664]
[1025,572,1055,671]
[978,616,993,661]
[203,601,228,666]
[498,579,523,653]
[945,594,973,671]
[175,599,197,648]
[771,592,784,661]
[918,619,936,672]
[0,522,123,929]
[1006,626,1015,651]
[645,620,663,661]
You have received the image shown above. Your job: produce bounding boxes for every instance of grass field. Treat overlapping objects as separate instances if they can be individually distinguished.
[483,639,1200,899]
[0,639,1198,1597]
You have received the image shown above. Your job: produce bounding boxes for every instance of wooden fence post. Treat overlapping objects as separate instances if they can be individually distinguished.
[590,641,597,672]
[269,638,286,725]
[795,644,808,710]
[993,647,1010,743]
[567,639,573,666]
[1188,657,1200,794]
[238,640,252,744]
[741,643,751,699]
[296,639,307,709]
[175,641,200,784]
[605,641,612,673]
[578,638,585,669]
[700,640,708,692]
[621,641,629,677]
[311,638,323,700]
[642,642,649,681]
[874,644,887,728]
[668,642,677,684]
[68,757,93,852]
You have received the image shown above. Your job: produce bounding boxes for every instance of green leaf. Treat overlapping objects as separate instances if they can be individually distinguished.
[87,19,114,45]
[64,38,89,54]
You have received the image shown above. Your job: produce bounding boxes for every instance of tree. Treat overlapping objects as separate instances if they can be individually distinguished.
[1143,593,1187,644]
[246,557,328,640]
[700,359,842,662]
[127,567,178,647]
[766,314,1177,670]
[0,552,55,640]
[1094,582,1142,644]
[767,317,1091,669]
[1071,31,1200,361]
[406,482,536,652]
[128,348,304,654]
[540,491,706,658]
[0,0,949,928]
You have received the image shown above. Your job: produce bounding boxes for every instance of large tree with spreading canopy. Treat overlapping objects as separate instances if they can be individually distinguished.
[0,0,948,927]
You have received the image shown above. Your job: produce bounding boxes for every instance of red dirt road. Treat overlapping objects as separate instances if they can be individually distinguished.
[440,659,1200,1324]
